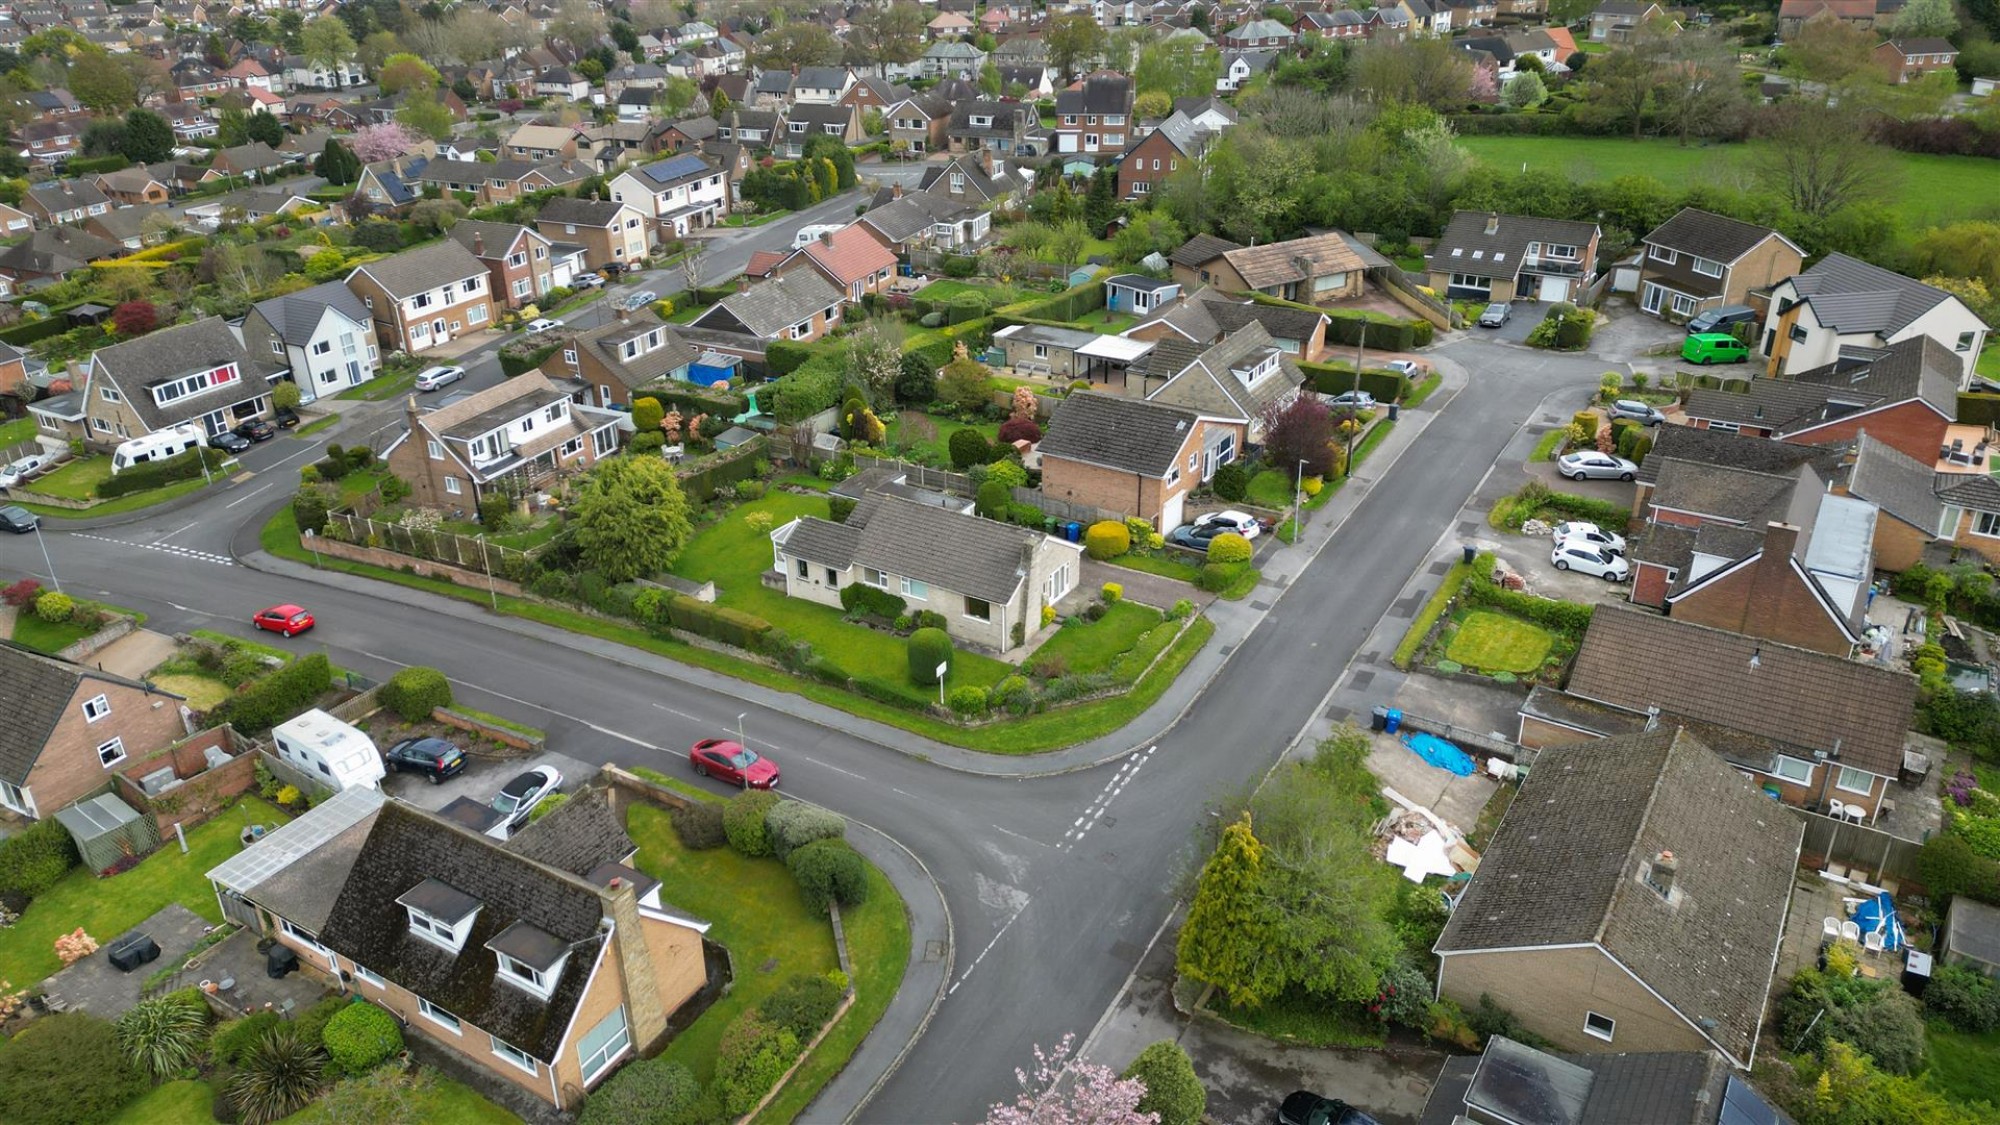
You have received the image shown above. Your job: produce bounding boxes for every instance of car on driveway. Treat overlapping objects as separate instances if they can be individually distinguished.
[1607,399,1665,426]
[574,272,606,289]
[1686,304,1758,335]
[524,317,564,334]
[0,452,54,488]
[1277,1091,1381,1125]
[1326,390,1377,411]
[1166,523,1226,550]
[234,418,276,443]
[384,737,467,784]
[491,765,563,829]
[618,290,658,311]
[1681,333,1750,364]
[0,504,37,533]
[1384,359,1425,378]
[414,365,466,392]
[690,738,781,788]
[1557,451,1637,482]
[1552,520,1626,555]
[1477,303,1512,328]
[208,430,252,455]
[272,406,301,429]
[252,603,315,635]
[1194,509,1264,540]
[1553,541,1630,581]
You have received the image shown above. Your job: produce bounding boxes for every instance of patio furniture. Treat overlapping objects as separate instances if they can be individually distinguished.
[279,998,296,1016]
[1829,799,1846,820]
[107,933,160,973]
[1865,930,1886,955]
[1841,921,1861,943]
[1822,916,1842,939]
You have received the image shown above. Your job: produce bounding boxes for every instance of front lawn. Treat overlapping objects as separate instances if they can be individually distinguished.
[10,612,103,653]
[28,455,115,500]
[1105,552,1201,583]
[147,672,232,711]
[1924,1022,2000,1108]
[1032,601,1163,675]
[1444,610,1553,674]
[0,415,37,447]
[1245,470,1296,510]
[0,797,287,987]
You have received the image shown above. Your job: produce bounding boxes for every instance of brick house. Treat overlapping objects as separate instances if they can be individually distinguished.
[65,317,284,447]
[1138,322,1307,444]
[855,188,990,255]
[1589,0,1666,40]
[504,122,579,162]
[535,197,650,273]
[448,221,556,310]
[1679,335,1959,466]
[885,92,951,156]
[1635,208,1805,323]
[1039,391,1246,531]
[345,241,495,355]
[552,309,698,409]
[1054,73,1135,157]
[945,99,1046,158]
[1220,18,1296,48]
[684,271,844,363]
[14,119,82,167]
[207,788,710,1112]
[775,102,864,158]
[1518,605,1917,823]
[1760,252,1989,386]
[1117,112,1209,200]
[1876,37,1958,83]
[1848,432,2000,570]
[607,152,730,242]
[1655,496,1876,657]
[1779,0,1883,35]
[770,492,1084,654]
[766,225,897,305]
[93,167,173,206]
[1171,231,1369,305]
[1426,210,1601,305]
[388,374,625,511]
[23,179,111,226]
[1436,727,1800,1069]
[240,280,381,405]
[207,141,287,178]
[1124,286,1333,363]
[417,159,542,207]
[1421,1035,1787,1124]
[0,642,189,822]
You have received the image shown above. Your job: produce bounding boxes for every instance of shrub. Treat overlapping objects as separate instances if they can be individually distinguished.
[976,479,1010,518]
[1925,964,2000,1032]
[291,484,337,534]
[321,1001,402,1077]
[996,415,1041,444]
[1101,582,1123,603]
[289,996,348,1051]
[839,582,906,620]
[1196,563,1238,593]
[947,427,991,468]
[990,674,1034,715]
[227,1024,327,1125]
[116,991,210,1078]
[1083,520,1131,559]
[476,493,512,532]
[1211,460,1249,502]
[759,972,843,1041]
[34,590,75,623]
[2,577,41,607]
[1122,1041,1205,1125]
[580,1058,704,1125]
[1168,598,1195,619]
[722,790,780,857]
[908,627,952,685]
[1919,833,2000,904]
[670,801,729,850]
[211,1013,284,1067]
[632,396,665,433]
[210,652,331,735]
[714,1011,800,1116]
[828,495,858,522]
[948,684,988,714]
[378,665,452,722]
[1206,532,1251,565]
[0,1012,151,1125]
[764,800,846,858]
[787,838,870,912]
[0,815,81,900]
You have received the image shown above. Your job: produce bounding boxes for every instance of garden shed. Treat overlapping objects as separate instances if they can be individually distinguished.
[1942,896,2000,978]
[993,323,1097,379]
[66,302,111,327]
[54,792,159,873]
[688,349,740,388]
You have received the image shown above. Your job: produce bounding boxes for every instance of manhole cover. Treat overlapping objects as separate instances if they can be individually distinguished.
[1219,644,1234,656]
[1349,670,1376,690]
[1428,559,1451,575]
[1389,594,1421,619]
[924,941,946,962]
[1457,520,1480,536]
[1325,704,1353,723]
[1357,650,1380,664]
[1250,600,1271,611]
[1101,815,1117,828]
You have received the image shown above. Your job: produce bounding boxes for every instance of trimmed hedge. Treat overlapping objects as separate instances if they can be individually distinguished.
[908,627,951,685]
[211,652,331,734]
[1961,393,2000,428]
[0,316,72,347]
[998,277,1106,323]
[97,447,229,499]
[840,582,905,620]
[321,1001,402,1077]
[499,342,559,377]
[1324,312,1421,352]
[666,597,772,650]
[378,666,451,723]
[677,437,768,503]
[723,790,780,857]
[787,838,869,911]
[1466,553,1594,633]
[579,1058,705,1125]
[902,316,993,371]
[0,814,80,901]
[763,338,820,376]
[1300,362,1413,405]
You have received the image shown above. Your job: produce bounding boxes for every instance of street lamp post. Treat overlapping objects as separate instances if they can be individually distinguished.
[32,521,60,593]
[1348,321,1366,480]
[1292,456,1307,541]
[737,712,749,790]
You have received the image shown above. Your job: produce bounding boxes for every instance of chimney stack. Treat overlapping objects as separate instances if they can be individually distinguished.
[1648,850,1678,899]
[616,303,629,322]
[600,878,670,1051]
[1484,212,1499,236]
[891,181,902,200]
[472,231,484,257]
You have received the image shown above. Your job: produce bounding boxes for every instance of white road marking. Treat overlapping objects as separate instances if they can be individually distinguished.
[71,532,232,567]
[353,653,664,752]
[157,521,198,542]
[948,898,1029,996]
[990,822,1050,849]
[224,482,277,508]
[1059,745,1155,852]
[258,440,325,473]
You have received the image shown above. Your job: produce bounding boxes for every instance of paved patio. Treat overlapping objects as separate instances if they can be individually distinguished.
[1774,873,1911,994]
[41,904,210,1018]
[199,928,334,1019]
[1365,727,1499,840]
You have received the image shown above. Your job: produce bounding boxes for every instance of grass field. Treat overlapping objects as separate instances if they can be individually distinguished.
[1924,1022,2000,1108]
[1456,135,1998,229]
[1032,601,1164,675]
[1445,610,1554,673]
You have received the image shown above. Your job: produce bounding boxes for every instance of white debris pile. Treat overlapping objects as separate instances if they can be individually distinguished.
[1520,518,1552,536]
[1374,795,1481,883]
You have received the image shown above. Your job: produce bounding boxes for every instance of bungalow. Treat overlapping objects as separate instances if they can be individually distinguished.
[945,99,1045,158]
[775,102,863,158]
[683,271,845,363]
[1420,1034,1789,1125]
[388,373,624,511]
[352,155,429,212]
[552,309,699,409]
[205,142,287,180]
[1679,335,1958,467]
[855,188,990,254]
[0,226,121,286]
[1172,231,1369,306]
[1220,18,1296,48]
[344,241,494,355]
[769,225,898,304]
[239,280,381,404]
[1125,287,1332,363]
[993,323,1105,382]
[1039,391,1246,531]
[1848,432,2000,570]
[1636,208,1805,323]
[93,167,172,206]
[1762,252,1990,387]
[917,155,1026,207]
[0,643,188,822]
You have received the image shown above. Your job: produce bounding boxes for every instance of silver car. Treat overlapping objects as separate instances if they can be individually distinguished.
[1327,390,1377,411]
[491,765,564,830]
[1557,451,1637,482]
[413,365,466,392]
[0,452,54,489]
[1477,303,1512,328]
[619,290,659,311]
[1608,399,1666,426]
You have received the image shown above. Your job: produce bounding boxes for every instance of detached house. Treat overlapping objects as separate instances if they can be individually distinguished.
[553,309,697,409]
[535,197,650,273]
[1636,208,1805,323]
[1054,73,1135,157]
[1589,0,1666,40]
[505,123,579,163]
[1220,18,1295,48]
[1877,37,1958,83]
[239,280,380,404]
[1139,321,1305,444]
[1039,391,1245,531]
[683,271,844,363]
[768,225,898,304]
[389,373,625,510]
[608,152,730,241]
[856,188,990,254]
[1171,231,1371,306]
[448,221,556,310]
[1126,286,1332,363]
[1760,252,1989,386]
[1426,210,1601,305]
[67,317,284,446]
[1117,111,1211,199]
[0,642,188,822]
[886,92,951,156]
[946,99,1045,158]
[345,241,494,355]
[1679,335,1958,466]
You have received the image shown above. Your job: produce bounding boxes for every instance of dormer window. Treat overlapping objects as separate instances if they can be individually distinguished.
[397,879,482,954]
[487,921,568,1001]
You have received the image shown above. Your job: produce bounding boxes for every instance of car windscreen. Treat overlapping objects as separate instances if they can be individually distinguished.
[731,749,760,769]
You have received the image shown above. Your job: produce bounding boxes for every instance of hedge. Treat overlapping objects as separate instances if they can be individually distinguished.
[499,342,559,377]
[840,582,905,620]
[677,437,768,502]
[1961,393,2000,428]
[787,838,869,912]
[1324,312,1421,352]
[998,276,1106,323]
[97,447,229,499]
[908,627,951,685]
[763,338,821,376]
[1465,553,1594,634]
[903,316,993,371]
[770,351,848,423]
[723,790,779,857]
[210,652,331,734]
[0,816,80,901]
[1300,362,1413,405]
[378,666,451,723]
[0,316,72,347]
[666,596,772,650]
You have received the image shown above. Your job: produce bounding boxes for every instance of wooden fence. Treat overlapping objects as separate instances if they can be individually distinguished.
[321,512,533,579]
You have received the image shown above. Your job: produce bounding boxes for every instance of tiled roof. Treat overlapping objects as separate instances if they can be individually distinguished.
[90,316,285,433]
[349,240,485,299]
[535,196,631,228]
[695,270,842,339]
[1427,210,1600,282]
[1146,321,1304,423]
[1038,391,1202,478]
[787,493,1057,604]
[798,224,896,286]
[1436,727,1802,1067]
[1789,252,1967,338]
[568,310,697,390]
[0,642,175,786]
[1681,380,1847,429]
[858,191,981,243]
[1054,73,1131,115]
[419,158,539,185]
[1422,1036,1729,1125]
[1220,232,1369,292]
[448,220,543,260]
[1789,335,1960,423]
[502,784,634,878]
[1168,233,1241,269]
[1933,469,2000,512]
[419,372,568,442]
[1564,604,1917,777]
[1634,424,1847,486]
[1641,207,1795,266]
[251,279,370,347]
[1847,430,1943,531]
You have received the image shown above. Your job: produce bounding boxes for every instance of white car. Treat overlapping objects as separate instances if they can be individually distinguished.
[1557,451,1637,482]
[1553,542,1630,582]
[1327,390,1378,411]
[573,273,606,289]
[491,765,564,830]
[524,317,564,334]
[1551,521,1626,555]
[1194,509,1263,540]
[0,453,54,488]
[1384,359,1425,378]
[413,365,466,392]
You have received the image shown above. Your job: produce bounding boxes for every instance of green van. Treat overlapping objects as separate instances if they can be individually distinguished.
[1682,333,1750,364]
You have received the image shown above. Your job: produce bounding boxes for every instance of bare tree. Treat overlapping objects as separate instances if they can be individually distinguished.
[679,240,708,296]
[1351,38,1475,112]
[1585,28,1672,139]
[1655,30,1745,146]
[1755,102,1900,218]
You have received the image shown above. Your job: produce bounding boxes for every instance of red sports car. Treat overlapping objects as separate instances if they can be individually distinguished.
[689,738,780,789]
[252,604,315,636]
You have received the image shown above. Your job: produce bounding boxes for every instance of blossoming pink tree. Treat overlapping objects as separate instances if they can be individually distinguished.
[349,121,421,163]
[982,1034,1158,1125]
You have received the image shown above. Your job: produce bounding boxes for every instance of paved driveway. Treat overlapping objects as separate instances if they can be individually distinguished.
[1080,559,1208,612]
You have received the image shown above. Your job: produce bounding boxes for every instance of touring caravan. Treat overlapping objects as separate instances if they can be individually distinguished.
[271,709,385,792]
[111,424,205,474]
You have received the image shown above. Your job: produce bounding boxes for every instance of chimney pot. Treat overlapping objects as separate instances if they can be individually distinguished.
[473,231,484,256]
[1484,212,1499,235]
[1649,850,1679,898]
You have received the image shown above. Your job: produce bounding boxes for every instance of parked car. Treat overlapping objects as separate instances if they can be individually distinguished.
[413,365,466,392]
[1166,523,1225,550]
[384,737,467,784]
[0,452,54,488]
[491,765,564,828]
[208,431,252,455]
[690,738,781,789]
[1681,333,1749,365]
[1551,520,1626,555]
[1607,399,1666,426]
[1383,359,1424,378]
[574,272,606,289]
[618,290,658,311]
[1686,304,1758,335]
[1276,1091,1381,1125]
[0,504,37,533]
[1553,541,1630,581]
[1557,451,1637,482]
[1326,390,1377,411]
[1477,303,1512,328]
[252,603,315,636]
[524,317,564,334]
[234,418,276,442]
[1194,509,1264,540]
[272,405,301,429]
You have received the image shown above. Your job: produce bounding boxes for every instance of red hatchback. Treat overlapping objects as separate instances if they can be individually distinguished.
[689,738,780,789]
[252,604,315,636]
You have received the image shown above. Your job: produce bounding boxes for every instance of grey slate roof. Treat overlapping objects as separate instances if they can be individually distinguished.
[1169,232,1242,269]
[1789,251,1973,337]
[786,493,1053,605]
[89,316,285,433]
[419,158,539,186]
[502,785,634,880]
[27,177,109,212]
[1682,380,1846,429]
[1641,207,1794,265]
[1649,461,1802,522]
[1146,321,1304,423]
[692,270,842,339]
[535,196,630,228]
[349,240,486,299]
[1055,74,1132,116]
[1423,1036,1730,1125]
[441,384,572,442]
[247,814,376,933]
[319,802,608,1064]
[1789,335,1960,423]
[1634,424,1848,487]
[1436,727,1803,1068]
[0,642,178,786]
[448,220,544,260]
[567,310,698,390]
[1038,391,1202,477]
[1848,430,1943,532]
[1427,210,1600,282]
[858,191,981,243]
[251,279,370,346]
[1933,469,2000,512]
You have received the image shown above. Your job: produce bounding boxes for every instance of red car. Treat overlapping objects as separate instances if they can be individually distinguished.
[689,738,779,788]
[253,604,315,636]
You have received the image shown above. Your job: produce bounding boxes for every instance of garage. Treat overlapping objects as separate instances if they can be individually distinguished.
[1540,276,1572,303]
[1160,490,1185,531]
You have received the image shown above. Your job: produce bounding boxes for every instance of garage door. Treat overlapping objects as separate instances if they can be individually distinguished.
[1160,491,1185,531]
[1542,277,1571,303]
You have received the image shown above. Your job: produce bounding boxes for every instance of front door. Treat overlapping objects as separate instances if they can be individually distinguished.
[1641,283,1664,315]
[432,318,447,339]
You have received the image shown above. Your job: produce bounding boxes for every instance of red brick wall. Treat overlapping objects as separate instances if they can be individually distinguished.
[1632,562,1672,608]
[1668,549,1852,656]
[25,679,190,818]
[1784,404,1947,469]
[113,732,258,838]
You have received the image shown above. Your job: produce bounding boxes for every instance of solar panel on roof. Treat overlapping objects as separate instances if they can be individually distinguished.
[640,154,708,182]
[1719,1076,1780,1125]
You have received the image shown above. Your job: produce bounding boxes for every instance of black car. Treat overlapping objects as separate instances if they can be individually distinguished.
[273,406,301,429]
[208,431,252,454]
[1166,523,1225,550]
[234,418,276,442]
[383,737,467,784]
[1276,1091,1380,1125]
[0,504,37,533]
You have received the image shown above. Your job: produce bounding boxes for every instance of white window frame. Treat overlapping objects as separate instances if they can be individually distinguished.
[1772,756,1813,784]
[491,1035,539,1074]
[901,577,929,599]
[1835,765,1873,795]
[97,737,126,768]
[444,477,462,496]
[1691,256,1723,278]
[418,998,462,1035]
[0,779,32,816]
[350,962,384,988]
[1975,510,2000,539]
[82,693,111,722]
[1671,292,1699,317]
[576,1006,630,1085]
[1649,246,1677,265]
[1583,1011,1615,1041]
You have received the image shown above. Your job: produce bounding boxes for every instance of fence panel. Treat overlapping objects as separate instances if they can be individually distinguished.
[322,513,531,579]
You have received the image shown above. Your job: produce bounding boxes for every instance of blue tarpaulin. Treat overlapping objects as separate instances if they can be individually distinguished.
[1404,732,1476,777]
[1852,891,1905,952]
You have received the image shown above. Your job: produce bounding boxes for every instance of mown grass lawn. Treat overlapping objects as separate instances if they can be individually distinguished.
[108,1079,214,1125]
[1032,601,1163,675]
[148,672,232,711]
[1923,1022,2000,1108]
[10,612,102,653]
[1979,344,2000,384]
[0,798,286,987]
[0,415,37,448]
[1106,552,1201,583]
[914,278,1023,305]
[886,411,1001,465]
[28,455,115,499]
[1245,470,1296,509]
[113,1073,527,1125]
[1445,610,1554,673]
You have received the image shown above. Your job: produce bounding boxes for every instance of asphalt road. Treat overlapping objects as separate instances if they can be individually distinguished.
[0,323,1612,1117]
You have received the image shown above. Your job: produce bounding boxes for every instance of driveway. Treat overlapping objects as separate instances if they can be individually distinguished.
[1591,299,1687,368]
[1467,305,1538,344]
[1479,524,1633,606]
[1080,559,1208,612]
[379,745,594,816]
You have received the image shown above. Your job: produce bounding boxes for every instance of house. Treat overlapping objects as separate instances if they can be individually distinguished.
[283,57,364,89]
[839,75,908,118]
[535,197,650,273]
[1137,321,1305,444]
[13,119,81,166]
[0,201,33,239]
[993,323,1107,382]
[886,92,952,156]
[1104,274,1179,316]
[345,241,495,355]
[1519,604,1918,822]
[1172,231,1370,305]
[184,188,316,231]
[1117,110,1210,199]
[1589,0,1666,40]
[533,67,590,100]
[1054,73,1135,157]
[770,225,898,304]
[789,66,854,105]
[92,167,172,206]
[1299,9,1372,38]
[927,9,975,38]
[1426,210,1601,305]
[552,308,698,409]
[1435,727,1801,1069]
[389,373,624,510]
[770,492,1084,654]
[1636,208,1805,323]
[918,155,1025,207]
[207,789,708,1111]
[206,141,287,179]
[1779,0,1885,35]
[856,187,991,254]
[22,179,111,226]
[920,40,987,80]
[654,115,719,153]
[352,155,429,212]
[1038,391,1248,530]
[1848,432,2000,569]
[1680,335,1958,467]
[1761,252,1989,386]
[683,271,845,363]
[239,280,381,404]
[505,122,579,162]
[715,108,779,147]
[608,152,730,241]
[1418,1035,1786,1125]
[1220,18,1295,48]
[776,102,863,158]
[946,99,1045,158]
[1876,36,1961,84]
[417,159,542,207]
[0,226,120,286]
[448,221,556,310]
[73,317,285,446]
[0,641,188,822]
[1124,286,1333,363]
